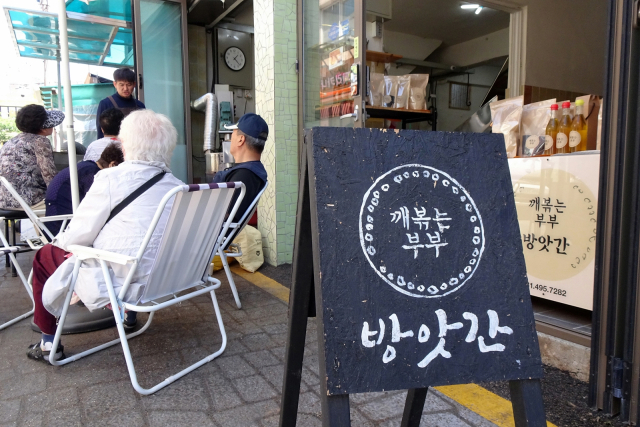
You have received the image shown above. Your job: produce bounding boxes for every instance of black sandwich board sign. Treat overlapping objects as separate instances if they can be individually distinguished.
[280,127,546,427]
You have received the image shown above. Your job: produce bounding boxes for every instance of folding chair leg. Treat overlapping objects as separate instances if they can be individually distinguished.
[4,220,9,268]
[10,220,17,277]
[116,289,228,395]
[51,259,227,396]
[0,230,35,331]
[219,247,241,309]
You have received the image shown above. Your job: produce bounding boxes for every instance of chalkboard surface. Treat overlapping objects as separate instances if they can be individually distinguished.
[307,127,542,395]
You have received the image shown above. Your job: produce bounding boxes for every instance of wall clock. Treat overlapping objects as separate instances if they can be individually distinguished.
[224,46,246,71]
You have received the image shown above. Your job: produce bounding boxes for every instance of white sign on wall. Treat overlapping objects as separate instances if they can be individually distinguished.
[508,153,599,310]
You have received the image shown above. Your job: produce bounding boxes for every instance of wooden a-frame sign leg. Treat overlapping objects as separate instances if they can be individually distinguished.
[279,142,547,427]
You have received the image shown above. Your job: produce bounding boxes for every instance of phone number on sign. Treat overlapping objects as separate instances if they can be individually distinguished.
[529,283,567,297]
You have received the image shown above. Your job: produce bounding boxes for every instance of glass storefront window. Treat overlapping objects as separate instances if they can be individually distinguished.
[303,0,355,127]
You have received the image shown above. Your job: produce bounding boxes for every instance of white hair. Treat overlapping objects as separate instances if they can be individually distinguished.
[118,109,177,166]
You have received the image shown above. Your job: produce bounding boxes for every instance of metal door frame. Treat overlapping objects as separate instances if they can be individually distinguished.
[589,0,640,423]
[132,0,192,183]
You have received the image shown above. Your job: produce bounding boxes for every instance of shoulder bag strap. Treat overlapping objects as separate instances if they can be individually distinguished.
[103,171,166,227]
[107,95,119,109]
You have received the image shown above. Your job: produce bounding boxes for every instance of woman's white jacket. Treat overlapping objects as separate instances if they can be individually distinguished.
[43,160,184,315]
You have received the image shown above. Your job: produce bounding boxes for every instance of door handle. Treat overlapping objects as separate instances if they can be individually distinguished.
[340,104,359,122]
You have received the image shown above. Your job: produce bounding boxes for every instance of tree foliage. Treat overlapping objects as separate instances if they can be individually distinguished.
[0,117,19,145]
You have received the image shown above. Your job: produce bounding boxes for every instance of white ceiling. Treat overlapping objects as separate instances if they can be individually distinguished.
[384,1,510,46]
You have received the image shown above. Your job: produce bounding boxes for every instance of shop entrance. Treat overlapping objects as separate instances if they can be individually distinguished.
[300,0,524,132]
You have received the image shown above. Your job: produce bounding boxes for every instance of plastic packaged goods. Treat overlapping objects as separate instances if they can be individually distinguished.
[556,102,572,154]
[570,99,588,152]
[395,75,411,109]
[383,76,398,108]
[490,96,524,158]
[409,74,429,110]
[369,73,384,107]
[544,104,559,155]
[520,98,556,157]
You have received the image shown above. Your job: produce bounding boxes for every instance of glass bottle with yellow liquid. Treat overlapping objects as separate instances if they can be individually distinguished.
[556,102,572,154]
[544,104,559,155]
[569,99,588,152]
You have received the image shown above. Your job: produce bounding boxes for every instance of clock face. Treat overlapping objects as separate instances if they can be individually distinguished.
[224,47,246,71]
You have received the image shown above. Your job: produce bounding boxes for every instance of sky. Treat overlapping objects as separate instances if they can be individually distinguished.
[0,0,116,105]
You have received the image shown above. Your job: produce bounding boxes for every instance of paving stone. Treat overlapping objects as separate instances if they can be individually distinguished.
[420,411,474,426]
[434,390,499,427]
[270,346,285,361]
[20,413,44,427]
[263,323,287,335]
[301,367,320,388]
[0,399,20,422]
[0,372,43,400]
[205,371,244,411]
[358,390,408,421]
[148,411,216,427]
[424,389,455,412]
[215,354,257,379]
[258,364,285,390]
[233,375,278,402]
[45,405,83,427]
[24,387,79,414]
[297,391,321,416]
[0,262,500,427]
[142,376,210,411]
[240,332,278,351]
[92,410,146,427]
[243,349,282,368]
[212,400,280,426]
[350,408,377,427]
[81,380,138,419]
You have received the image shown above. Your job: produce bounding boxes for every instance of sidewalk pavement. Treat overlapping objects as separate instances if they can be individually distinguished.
[0,251,499,426]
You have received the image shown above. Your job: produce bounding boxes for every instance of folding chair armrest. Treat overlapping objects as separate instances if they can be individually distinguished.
[68,245,136,265]
[33,209,46,217]
[39,214,74,223]
[224,243,242,258]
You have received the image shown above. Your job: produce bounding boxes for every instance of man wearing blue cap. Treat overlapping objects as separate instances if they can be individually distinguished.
[214,113,269,222]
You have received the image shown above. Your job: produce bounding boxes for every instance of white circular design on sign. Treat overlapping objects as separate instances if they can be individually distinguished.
[359,164,485,298]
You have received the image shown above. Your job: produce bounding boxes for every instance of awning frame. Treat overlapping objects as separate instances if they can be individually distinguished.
[3,6,132,67]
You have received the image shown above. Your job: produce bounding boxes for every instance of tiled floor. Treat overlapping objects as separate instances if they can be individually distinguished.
[0,251,498,426]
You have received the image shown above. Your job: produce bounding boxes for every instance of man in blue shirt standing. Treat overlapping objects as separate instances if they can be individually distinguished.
[95,68,145,139]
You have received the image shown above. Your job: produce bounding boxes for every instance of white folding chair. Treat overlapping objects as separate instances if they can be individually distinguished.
[217,180,268,309]
[49,182,246,395]
[0,177,73,331]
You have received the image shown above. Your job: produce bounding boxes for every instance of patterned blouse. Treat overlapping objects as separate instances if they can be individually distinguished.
[0,133,57,208]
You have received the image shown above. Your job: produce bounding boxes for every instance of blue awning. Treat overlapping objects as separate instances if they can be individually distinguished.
[65,0,132,22]
[3,5,133,67]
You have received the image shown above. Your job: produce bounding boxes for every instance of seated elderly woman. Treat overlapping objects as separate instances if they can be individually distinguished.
[0,105,64,209]
[27,109,184,362]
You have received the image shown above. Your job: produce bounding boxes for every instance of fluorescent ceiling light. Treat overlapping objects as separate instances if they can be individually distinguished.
[460,4,480,8]
[475,6,483,14]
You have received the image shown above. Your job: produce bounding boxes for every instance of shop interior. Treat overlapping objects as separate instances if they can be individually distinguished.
[309,0,607,347]
[188,0,256,183]
[365,1,510,132]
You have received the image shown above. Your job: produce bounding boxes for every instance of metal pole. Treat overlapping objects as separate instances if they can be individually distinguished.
[57,0,79,211]
[56,58,63,152]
